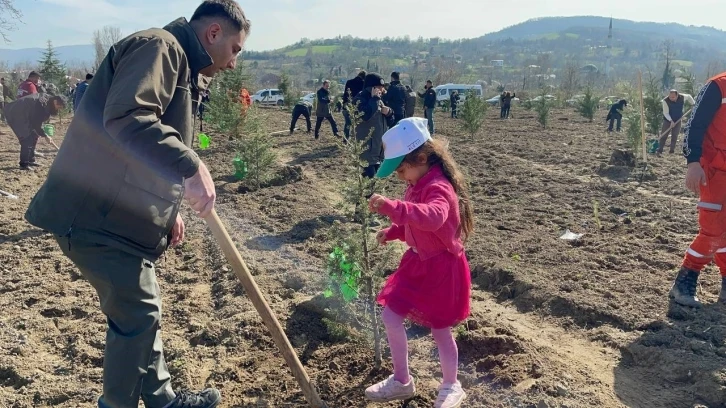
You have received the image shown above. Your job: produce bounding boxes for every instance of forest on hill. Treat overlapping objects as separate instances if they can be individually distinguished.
[242,16,726,95]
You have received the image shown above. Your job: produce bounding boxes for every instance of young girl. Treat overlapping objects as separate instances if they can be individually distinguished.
[365,117,474,408]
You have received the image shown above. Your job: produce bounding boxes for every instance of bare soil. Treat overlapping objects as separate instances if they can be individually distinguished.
[1,106,723,408]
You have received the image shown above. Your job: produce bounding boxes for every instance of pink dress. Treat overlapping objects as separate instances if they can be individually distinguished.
[376,165,471,329]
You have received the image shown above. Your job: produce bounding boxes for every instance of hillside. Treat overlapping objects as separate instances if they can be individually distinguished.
[484,16,726,47]
[244,16,726,91]
[0,44,94,66]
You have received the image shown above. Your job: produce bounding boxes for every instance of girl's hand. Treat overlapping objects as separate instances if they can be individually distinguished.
[368,194,386,213]
[376,230,387,246]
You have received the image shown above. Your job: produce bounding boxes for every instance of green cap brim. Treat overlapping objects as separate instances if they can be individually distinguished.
[375,155,406,178]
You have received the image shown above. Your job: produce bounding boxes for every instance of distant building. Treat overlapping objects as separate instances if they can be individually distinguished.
[491,60,504,67]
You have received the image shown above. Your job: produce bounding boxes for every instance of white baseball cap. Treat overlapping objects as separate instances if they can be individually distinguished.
[376,117,432,178]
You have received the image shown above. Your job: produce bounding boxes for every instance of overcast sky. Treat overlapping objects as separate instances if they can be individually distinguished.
[3,0,726,50]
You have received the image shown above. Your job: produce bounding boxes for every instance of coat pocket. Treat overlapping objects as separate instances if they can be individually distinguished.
[100,166,182,249]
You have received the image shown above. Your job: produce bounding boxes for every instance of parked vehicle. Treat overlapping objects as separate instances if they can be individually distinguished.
[566,94,586,106]
[486,95,520,106]
[301,92,315,105]
[251,88,285,106]
[529,94,556,103]
[433,84,483,105]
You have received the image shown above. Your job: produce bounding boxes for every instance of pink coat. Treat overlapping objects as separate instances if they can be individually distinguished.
[379,165,464,260]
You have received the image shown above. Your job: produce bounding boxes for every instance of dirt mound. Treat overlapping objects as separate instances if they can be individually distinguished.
[609,149,637,167]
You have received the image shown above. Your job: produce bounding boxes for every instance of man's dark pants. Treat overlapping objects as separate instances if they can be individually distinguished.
[608,113,622,132]
[8,118,40,166]
[56,235,176,408]
[657,119,683,154]
[315,114,339,138]
[18,134,39,166]
[290,105,311,133]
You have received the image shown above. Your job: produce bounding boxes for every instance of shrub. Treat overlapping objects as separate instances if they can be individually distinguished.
[459,90,488,139]
[576,87,599,122]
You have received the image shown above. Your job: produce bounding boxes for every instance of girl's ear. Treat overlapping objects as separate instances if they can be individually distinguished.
[416,153,428,165]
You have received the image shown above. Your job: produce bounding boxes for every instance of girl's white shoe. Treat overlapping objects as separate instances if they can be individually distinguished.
[364,375,416,402]
[435,381,466,408]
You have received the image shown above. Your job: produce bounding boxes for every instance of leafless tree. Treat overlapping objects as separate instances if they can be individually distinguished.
[92,26,123,70]
[560,61,581,99]
[0,0,22,43]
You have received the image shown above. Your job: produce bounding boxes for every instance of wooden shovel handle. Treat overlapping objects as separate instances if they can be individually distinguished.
[204,209,327,408]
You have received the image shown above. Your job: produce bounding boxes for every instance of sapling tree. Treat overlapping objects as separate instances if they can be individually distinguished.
[323,102,395,367]
[535,88,552,128]
[459,90,487,140]
[237,106,276,190]
[576,87,599,122]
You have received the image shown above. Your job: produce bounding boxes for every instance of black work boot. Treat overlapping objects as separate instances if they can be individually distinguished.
[166,389,221,408]
[718,277,726,304]
[669,267,701,308]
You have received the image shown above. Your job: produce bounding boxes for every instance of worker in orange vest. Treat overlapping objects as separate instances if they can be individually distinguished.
[239,88,251,114]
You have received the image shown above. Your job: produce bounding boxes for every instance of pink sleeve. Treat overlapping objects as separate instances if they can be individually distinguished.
[378,184,451,231]
[29,84,37,94]
[383,224,405,242]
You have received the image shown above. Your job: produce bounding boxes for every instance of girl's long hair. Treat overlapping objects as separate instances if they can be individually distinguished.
[402,139,474,241]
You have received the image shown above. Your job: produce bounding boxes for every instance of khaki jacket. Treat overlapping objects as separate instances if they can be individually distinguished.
[25,18,211,260]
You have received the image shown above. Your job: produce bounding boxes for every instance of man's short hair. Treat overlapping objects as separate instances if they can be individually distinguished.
[191,0,251,34]
[85,73,94,80]
[426,79,433,84]
[391,71,400,81]
[669,89,678,94]
[358,70,366,79]
[28,71,40,79]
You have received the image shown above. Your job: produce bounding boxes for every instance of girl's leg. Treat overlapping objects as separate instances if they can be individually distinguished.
[431,327,458,384]
[382,307,410,383]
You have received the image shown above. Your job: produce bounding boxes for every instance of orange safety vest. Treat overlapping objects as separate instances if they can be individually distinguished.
[701,73,726,169]
[239,88,251,113]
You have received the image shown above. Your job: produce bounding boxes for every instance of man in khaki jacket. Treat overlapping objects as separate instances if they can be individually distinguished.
[25,1,250,407]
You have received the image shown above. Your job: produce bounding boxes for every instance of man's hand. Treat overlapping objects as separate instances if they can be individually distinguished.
[170,213,185,246]
[184,161,216,218]
[381,106,391,116]
[670,120,675,128]
[685,162,707,194]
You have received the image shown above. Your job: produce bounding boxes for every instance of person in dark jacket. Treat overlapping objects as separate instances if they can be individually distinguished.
[3,93,66,169]
[450,90,461,119]
[0,77,9,122]
[343,70,366,138]
[314,80,340,139]
[290,100,312,135]
[500,91,515,119]
[418,80,437,134]
[73,73,93,112]
[354,73,395,178]
[606,99,628,132]
[24,2,251,407]
[382,71,406,125]
[405,85,416,118]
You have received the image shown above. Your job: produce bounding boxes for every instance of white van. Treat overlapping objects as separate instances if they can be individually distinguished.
[433,84,483,105]
[251,88,285,106]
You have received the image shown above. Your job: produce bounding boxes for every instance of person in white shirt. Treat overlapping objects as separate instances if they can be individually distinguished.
[658,89,696,155]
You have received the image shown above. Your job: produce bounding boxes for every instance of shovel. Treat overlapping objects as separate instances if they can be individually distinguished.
[204,209,327,408]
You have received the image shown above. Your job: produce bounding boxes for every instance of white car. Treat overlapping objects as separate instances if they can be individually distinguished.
[301,92,316,105]
[486,95,520,106]
[530,95,556,102]
[251,88,284,106]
